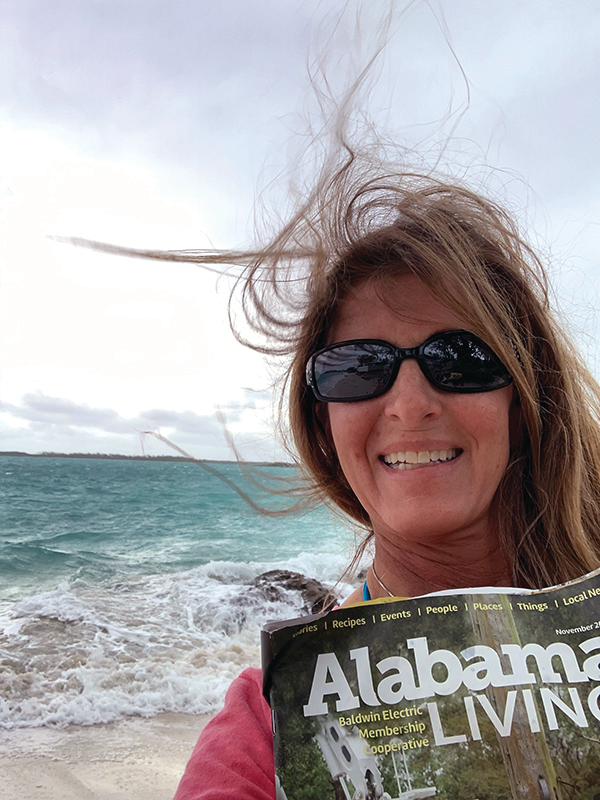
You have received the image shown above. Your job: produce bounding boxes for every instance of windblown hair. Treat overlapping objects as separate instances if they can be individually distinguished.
[79,146,600,590]
[236,146,600,590]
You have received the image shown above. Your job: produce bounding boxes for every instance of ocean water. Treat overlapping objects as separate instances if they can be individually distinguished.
[0,456,359,729]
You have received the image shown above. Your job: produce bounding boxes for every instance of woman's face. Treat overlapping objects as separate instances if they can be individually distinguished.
[323,274,515,548]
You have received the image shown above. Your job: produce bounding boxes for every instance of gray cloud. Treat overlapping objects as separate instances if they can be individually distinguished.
[5,393,126,428]
[0,391,285,460]
[1,391,219,433]
[5,0,600,203]
[0,0,319,190]
[0,392,256,457]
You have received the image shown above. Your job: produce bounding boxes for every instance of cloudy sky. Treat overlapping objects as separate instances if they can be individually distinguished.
[1,0,600,460]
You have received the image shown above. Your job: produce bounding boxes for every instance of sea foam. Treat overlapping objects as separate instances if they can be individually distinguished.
[0,554,355,728]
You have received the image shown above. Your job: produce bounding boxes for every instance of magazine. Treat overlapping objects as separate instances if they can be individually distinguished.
[262,569,600,800]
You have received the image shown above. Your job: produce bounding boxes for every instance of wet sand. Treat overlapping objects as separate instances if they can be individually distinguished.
[0,712,211,800]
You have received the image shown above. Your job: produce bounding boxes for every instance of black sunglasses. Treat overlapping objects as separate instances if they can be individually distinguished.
[306,330,512,403]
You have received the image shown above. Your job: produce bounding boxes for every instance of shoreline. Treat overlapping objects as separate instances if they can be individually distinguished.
[0,712,212,800]
[0,451,293,467]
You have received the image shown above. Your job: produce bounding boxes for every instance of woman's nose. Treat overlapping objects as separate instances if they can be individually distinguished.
[382,358,443,424]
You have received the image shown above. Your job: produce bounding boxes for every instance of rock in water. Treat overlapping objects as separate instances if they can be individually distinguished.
[251,569,337,613]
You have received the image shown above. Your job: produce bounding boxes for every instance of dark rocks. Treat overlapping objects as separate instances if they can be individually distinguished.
[251,570,338,614]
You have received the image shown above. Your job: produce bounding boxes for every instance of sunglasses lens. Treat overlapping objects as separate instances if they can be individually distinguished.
[312,343,396,400]
[422,332,511,391]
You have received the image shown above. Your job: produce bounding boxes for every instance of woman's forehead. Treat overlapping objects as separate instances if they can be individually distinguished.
[331,273,467,339]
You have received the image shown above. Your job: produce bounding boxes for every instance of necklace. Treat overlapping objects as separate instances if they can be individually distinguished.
[370,562,394,597]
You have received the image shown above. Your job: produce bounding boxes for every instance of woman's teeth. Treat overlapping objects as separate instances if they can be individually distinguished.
[382,449,460,470]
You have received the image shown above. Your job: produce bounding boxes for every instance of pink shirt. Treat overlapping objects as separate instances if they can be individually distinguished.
[173,668,275,800]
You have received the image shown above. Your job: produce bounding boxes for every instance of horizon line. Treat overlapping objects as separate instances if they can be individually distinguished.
[0,451,294,467]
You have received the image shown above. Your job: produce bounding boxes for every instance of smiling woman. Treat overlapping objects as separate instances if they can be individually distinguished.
[274,172,600,590]
[159,146,600,796]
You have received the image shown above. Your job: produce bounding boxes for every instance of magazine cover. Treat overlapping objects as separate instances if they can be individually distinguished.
[262,569,600,800]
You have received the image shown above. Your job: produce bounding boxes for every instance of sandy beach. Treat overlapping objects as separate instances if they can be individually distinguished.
[0,712,211,800]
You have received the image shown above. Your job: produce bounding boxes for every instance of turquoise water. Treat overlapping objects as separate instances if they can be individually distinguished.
[0,456,350,600]
[0,456,357,728]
